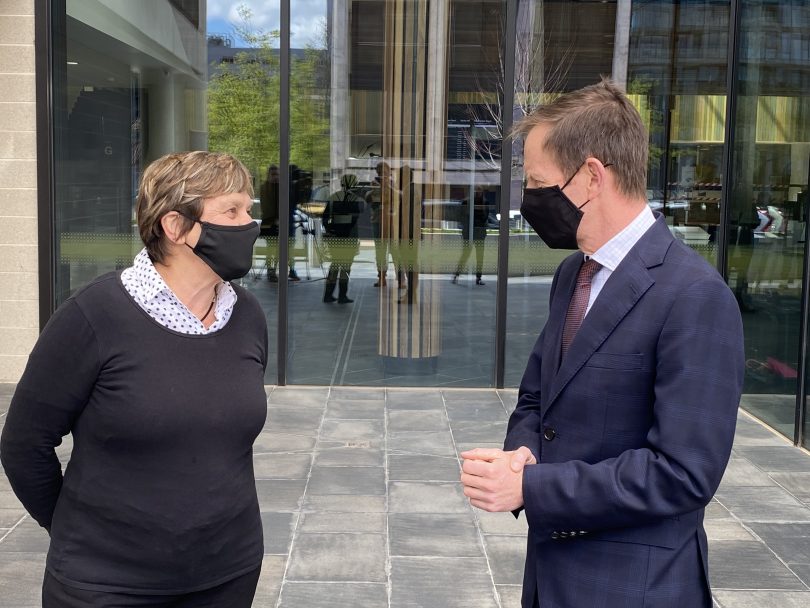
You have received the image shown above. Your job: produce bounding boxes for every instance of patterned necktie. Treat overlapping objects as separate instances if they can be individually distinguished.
[561,259,601,358]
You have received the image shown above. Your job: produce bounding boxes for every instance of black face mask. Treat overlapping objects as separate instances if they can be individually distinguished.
[520,167,590,250]
[183,217,260,281]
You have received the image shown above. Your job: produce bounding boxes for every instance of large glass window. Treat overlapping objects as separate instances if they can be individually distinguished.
[51,1,279,380]
[730,0,810,440]
[280,0,504,386]
[504,0,623,386]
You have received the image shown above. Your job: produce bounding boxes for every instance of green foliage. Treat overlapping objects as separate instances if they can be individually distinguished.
[207,4,329,185]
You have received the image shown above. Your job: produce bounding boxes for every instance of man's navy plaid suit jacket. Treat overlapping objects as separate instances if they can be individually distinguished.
[505,216,745,608]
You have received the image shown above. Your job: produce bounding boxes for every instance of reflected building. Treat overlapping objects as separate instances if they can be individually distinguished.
[1,0,809,447]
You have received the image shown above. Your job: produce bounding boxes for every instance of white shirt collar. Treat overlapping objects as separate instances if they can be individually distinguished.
[588,206,656,271]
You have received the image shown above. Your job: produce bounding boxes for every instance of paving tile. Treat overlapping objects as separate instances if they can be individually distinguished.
[442,389,502,404]
[0,491,23,510]
[298,512,386,534]
[747,523,810,564]
[770,472,810,503]
[476,510,529,536]
[330,387,385,401]
[253,453,312,479]
[705,499,733,520]
[483,535,526,585]
[718,457,774,487]
[709,539,806,590]
[261,512,298,555]
[715,486,810,522]
[325,399,385,420]
[0,508,24,529]
[252,555,286,607]
[308,466,385,496]
[287,533,387,581]
[497,584,524,608]
[279,582,388,608]
[704,520,756,541]
[265,407,323,434]
[267,387,329,407]
[389,454,460,481]
[302,495,387,513]
[445,400,507,422]
[388,409,448,432]
[450,420,508,444]
[320,420,384,444]
[731,422,788,447]
[389,513,481,557]
[388,431,456,457]
[255,480,307,512]
[0,552,45,606]
[387,390,445,409]
[389,481,470,514]
[314,446,384,467]
[253,432,317,454]
[391,557,499,608]
[733,447,810,474]
[456,442,505,455]
[789,563,810,587]
[0,518,49,552]
[713,590,810,608]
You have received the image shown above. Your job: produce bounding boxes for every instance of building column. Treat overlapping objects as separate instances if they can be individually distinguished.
[379,0,449,371]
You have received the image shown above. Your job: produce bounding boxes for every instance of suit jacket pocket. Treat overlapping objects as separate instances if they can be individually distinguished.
[585,517,684,549]
[586,352,643,371]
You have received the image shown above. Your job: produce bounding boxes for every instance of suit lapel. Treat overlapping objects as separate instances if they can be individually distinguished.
[542,217,674,417]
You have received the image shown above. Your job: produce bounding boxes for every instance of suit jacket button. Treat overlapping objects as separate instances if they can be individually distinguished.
[543,427,556,441]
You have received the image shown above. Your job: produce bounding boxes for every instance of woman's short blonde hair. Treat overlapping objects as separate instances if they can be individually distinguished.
[136,151,254,264]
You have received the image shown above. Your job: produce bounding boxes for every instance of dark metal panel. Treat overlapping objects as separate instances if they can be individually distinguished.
[718,0,740,281]
[35,0,58,329]
[277,0,291,386]
[494,0,518,389]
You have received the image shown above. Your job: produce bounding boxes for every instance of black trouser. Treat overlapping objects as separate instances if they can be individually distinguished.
[42,567,261,608]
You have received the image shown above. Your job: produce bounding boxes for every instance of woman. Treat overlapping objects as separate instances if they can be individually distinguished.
[0,151,267,607]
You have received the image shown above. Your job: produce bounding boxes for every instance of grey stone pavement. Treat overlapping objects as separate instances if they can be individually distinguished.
[0,384,809,607]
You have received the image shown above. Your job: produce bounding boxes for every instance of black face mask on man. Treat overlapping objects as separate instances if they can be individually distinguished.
[182,215,260,281]
[520,163,603,250]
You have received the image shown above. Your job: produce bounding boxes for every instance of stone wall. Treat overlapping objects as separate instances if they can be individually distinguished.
[0,0,37,382]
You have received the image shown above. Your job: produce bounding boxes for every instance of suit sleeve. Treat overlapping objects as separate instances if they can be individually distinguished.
[520,276,744,537]
[0,299,100,529]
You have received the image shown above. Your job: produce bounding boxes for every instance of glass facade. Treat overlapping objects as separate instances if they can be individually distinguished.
[40,0,810,446]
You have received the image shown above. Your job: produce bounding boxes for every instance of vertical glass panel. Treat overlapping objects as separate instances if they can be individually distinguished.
[52,1,279,380]
[730,1,809,440]
[206,6,281,380]
[628,0,730,267]
[285,0,504,386]
[505,0,620,386]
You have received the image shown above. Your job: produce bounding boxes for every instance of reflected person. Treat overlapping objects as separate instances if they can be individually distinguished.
[365,161,398,287]
[452,185,491,286]
[460,80,745,608]
[1,152,268,607]
[323,173,366,304]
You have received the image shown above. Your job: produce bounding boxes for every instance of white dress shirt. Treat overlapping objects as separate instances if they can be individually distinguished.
[584,206,656,315]
[121,248,237,334]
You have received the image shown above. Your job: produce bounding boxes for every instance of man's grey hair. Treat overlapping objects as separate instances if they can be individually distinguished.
[513,78,649,200]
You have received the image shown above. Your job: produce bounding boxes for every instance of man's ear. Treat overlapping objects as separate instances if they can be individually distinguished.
[160,211,187,245]
[584,157,609,198]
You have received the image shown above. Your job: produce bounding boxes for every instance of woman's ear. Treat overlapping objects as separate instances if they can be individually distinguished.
[160,211,187,245]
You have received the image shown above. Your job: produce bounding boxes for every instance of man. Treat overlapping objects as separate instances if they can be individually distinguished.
[460,80,744,607]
